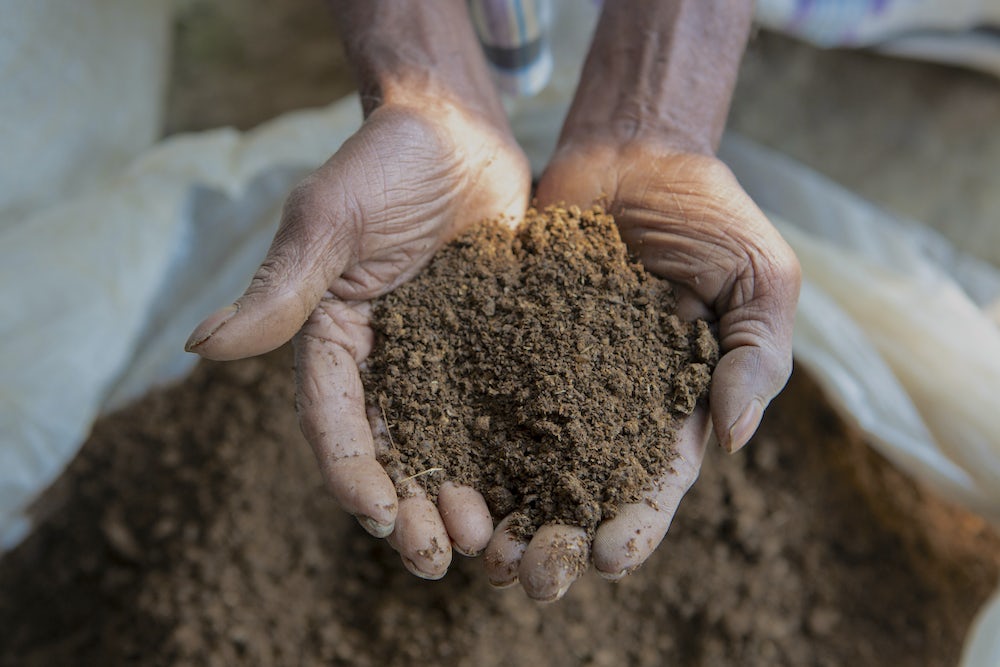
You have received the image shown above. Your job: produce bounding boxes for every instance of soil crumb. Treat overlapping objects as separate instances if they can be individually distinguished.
[363,205,718,539]
[2,355,997,667]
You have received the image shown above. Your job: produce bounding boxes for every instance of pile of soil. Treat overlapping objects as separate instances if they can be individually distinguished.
[1,351,998,666]
[365,206,717,538]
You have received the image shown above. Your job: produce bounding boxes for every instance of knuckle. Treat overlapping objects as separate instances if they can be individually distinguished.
[284,177,327,219]
[696,155,739,186]
[246,255,291,297]
[752,339,794,394]
[757,335,795,386]
[771,242,803,298]
[754,230,802,298]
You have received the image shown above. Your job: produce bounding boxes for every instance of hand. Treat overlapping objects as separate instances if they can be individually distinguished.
[186,97,531,579]
[480,137,800,599]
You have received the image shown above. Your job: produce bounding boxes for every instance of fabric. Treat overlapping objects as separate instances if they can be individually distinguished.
[756,0,1000,75]
[0,0,171,223]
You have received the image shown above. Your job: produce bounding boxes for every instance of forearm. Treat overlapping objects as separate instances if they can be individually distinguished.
[330,0,506,125]
[559,0,754,154]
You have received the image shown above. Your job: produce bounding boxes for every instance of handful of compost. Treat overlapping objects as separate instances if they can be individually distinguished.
[362,205,718,592]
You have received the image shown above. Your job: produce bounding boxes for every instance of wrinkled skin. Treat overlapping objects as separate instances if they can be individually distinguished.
[186,111,801,598]
[187,100,531,578]
[479,138,802,598]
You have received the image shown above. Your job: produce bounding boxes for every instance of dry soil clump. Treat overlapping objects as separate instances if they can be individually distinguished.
[364,205,718,540]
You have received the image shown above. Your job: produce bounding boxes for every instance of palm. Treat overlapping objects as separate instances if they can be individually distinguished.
[537,141,800,445]
[296,105,531,571]
[190,103,531,579]
[295,103,531,392]
[481,140,799,598]
[309,105,530,303]
[539,143,780,315]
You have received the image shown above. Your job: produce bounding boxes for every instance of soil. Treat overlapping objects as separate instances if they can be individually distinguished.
[1,350,997,666]
[365,206,717,539]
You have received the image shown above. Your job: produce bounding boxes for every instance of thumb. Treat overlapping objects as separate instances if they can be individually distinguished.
[711,260,800,453]
[710,343,791,453]
[185,182,356,361]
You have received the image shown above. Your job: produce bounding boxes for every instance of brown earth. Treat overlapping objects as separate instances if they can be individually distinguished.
[365,206,716,540]
[0,348,997,666]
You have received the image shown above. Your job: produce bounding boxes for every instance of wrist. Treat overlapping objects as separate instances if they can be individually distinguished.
[557,122,715,158]
[557,0,753,155]
[332,0,507,127]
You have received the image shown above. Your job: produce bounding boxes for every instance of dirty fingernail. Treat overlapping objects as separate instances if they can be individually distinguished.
[401,556,446,581]
[453,543,483,558]
[596,567,629,582]
[534,581,573,604]
[727,398,764,453]
[489,578,518,589]
[357,515,394,538]
[185,304,239,352]
[486,560,519,588]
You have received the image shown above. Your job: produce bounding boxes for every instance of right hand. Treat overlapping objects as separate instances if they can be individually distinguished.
[185,96,531,579]
[481,137,800,600]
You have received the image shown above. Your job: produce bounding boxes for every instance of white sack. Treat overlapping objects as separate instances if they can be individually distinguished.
[722,136,1000,519]
[0,0,171,222]
[755,0,1000,77]
[0,99,363,549]
[716,138,1000,667]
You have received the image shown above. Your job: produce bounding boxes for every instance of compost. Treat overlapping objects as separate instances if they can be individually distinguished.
[364,206,716,539]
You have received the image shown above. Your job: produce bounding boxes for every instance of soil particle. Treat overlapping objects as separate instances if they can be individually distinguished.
[0,353,997,666]
[364,205,717,540]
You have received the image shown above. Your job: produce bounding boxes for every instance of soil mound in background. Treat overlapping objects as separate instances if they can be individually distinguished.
[1,354,997,667]
[365,206,717,539]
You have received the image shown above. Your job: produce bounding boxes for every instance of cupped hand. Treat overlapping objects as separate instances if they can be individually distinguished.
[185,98,531,579]
[482,138,801,599]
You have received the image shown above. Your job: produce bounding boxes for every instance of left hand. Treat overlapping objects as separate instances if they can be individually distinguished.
[186,97,531,580]
[482,137,801,600]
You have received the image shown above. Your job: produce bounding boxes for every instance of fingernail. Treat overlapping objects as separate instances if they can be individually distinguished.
[486,561,519,588]
[488,576,518,589]
[185,303,239,352]
[533,581,572,604]
[727,398,764,453]
[553,580,572,600]
[401,556,446,581]
[452,542,483,558]
[357,515,394,538]
[596,567,629,582]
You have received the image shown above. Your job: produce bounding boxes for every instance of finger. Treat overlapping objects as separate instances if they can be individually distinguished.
[387,484,453,580]
[366,404,453,579]
[438,482,493,557]
[534,145,613,209]
[518,524,590,602]
[483,515,529,588]
[186,177,356,360]
[292,310,397,537]
[592,405,710,580]
[712,258,799,452]
[673,285,714,322]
